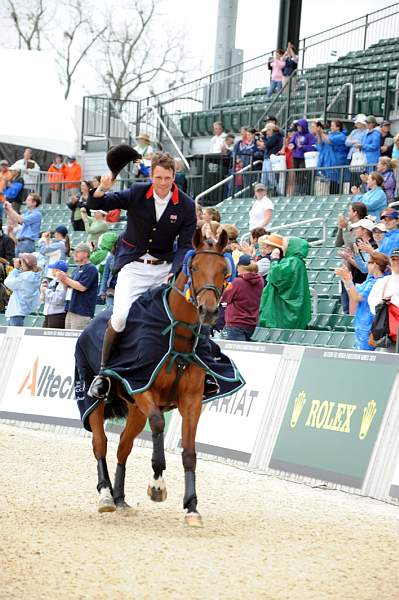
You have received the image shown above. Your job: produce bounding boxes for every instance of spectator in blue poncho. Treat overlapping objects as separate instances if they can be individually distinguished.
[357,116,381,168]
[313,120,348,193]
[335,252,389,350]
[351,172,387,220]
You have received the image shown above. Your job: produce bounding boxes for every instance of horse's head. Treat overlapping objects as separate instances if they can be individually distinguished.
[183,228,234,326]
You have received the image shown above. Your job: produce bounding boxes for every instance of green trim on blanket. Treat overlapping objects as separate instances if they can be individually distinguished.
[102,287,243,398]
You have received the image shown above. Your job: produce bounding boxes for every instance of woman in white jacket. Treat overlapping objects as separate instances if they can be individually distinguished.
[368,248,399,315]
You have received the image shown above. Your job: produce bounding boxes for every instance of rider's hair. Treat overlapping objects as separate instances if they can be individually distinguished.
[151,152,176,174]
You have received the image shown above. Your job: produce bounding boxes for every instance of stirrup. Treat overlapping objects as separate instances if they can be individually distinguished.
[88,375,112,401]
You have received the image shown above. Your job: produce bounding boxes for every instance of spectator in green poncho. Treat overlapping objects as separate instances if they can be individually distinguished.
[90,231,119,277]
[258,236,311,329]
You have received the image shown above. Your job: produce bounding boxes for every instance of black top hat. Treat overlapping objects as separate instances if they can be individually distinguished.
[106,144,142,179]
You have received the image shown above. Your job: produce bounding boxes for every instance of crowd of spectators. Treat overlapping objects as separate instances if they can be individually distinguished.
[208,114,398,201]
[0,120,398,353]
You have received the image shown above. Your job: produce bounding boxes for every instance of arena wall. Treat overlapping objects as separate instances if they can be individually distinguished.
[1,326,399,505]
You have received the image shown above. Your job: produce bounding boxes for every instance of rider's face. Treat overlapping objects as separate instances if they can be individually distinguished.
[151,166,174,198]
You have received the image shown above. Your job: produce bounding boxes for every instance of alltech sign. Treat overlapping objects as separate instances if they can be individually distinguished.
[0,334,80,421]
[269,348,398,488]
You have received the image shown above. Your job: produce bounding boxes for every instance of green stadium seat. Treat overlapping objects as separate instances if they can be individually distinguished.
[318,299,339,314]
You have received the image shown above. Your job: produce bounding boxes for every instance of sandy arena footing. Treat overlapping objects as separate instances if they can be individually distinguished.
[1,423,399,600]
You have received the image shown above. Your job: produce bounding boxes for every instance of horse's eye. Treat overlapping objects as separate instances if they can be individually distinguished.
[191,266,198,273]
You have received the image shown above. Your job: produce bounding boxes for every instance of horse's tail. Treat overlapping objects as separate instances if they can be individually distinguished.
[104,394,129,422]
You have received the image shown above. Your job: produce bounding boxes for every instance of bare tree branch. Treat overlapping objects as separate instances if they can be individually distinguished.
[6,0,47,50]
[46,0,106,99]
[98,0,194,106]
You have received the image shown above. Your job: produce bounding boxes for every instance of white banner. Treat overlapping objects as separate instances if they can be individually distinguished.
[194,344,282,462]
[0,332,80,421]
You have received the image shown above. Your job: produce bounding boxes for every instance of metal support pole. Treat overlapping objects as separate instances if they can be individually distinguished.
[363,14,369,50]
[323,65,330,122]
[285,74,292,132]
[383,69,390,119]
[80,96,86,150]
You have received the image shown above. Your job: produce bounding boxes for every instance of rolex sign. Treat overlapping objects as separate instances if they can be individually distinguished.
[269,348,398,489]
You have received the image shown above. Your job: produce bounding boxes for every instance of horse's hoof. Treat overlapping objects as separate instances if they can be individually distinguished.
[185,512,203,528]
[98,487,116,513]
[147,484,167,502]
[115,499,132,510]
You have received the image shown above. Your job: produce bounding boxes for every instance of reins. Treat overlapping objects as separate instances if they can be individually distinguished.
[161,246,235,405]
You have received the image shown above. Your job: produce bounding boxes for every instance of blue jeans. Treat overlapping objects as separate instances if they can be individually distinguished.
[341,283,349,314]
[16,239,35,255]
[261,158,276,189]
[106,295,114,308]
[267,80,282,97]
[224,326,254,341]
[8,315,25,326]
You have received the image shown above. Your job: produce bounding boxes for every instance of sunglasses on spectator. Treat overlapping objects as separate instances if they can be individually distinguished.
[381,216,396,220]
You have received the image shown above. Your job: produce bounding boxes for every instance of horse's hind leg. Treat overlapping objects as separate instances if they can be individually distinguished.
[114,402,147,509]
[88,403,115,513]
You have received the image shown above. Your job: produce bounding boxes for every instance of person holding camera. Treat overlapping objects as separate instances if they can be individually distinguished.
[67,181,91,231]
[3,193,42,256]
[3,253,41,326]
[335,252,389,350]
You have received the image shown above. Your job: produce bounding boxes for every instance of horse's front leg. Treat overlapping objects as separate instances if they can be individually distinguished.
[134,391,167,502]
[88,402,115,513]
[178,386,204,527]
[114,402,147,509]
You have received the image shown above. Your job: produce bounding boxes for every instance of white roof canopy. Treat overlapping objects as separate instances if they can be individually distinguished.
[0,50,77,156]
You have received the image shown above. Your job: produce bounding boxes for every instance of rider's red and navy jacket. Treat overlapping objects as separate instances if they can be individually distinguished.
[87,182,197,274]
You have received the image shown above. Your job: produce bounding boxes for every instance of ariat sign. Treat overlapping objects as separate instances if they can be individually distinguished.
[0,335,80,421]
[270,348,397,488]
[194,345,283,462]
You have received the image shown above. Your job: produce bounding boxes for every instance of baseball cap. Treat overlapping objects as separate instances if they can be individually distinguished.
[390,248,399,259]
[48,260,69,272]
[67,155,76,161]
[366,115,377,124]
[354,114,367,125]
[381,209,399,219]
[55,225,68,236]
[254,182,267,192]
[237,254,251,266]
[74,242,91,254]
[373,222,386,232]
[92,209,107,216]
[381,120,391,126]
[350,218,375,232]
[0,159,9,166]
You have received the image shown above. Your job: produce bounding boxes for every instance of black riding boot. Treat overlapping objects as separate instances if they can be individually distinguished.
[88,322,120,400]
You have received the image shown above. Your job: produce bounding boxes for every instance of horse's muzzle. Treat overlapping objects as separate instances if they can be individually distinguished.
[198,304,219,326]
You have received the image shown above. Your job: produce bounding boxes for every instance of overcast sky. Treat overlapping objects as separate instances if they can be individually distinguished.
[1,0,395,105]
[180,0,395,71]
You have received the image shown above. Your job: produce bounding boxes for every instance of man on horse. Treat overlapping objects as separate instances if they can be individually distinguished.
[87,151,197,401]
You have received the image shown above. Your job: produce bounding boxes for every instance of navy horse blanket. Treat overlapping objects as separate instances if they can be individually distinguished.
[75,285,245,431]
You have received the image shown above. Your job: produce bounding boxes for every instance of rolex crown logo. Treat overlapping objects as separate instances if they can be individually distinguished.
[290,391,307,428]
[359,400,377,440]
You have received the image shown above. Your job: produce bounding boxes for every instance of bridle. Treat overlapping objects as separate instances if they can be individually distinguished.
[173,249,235,309]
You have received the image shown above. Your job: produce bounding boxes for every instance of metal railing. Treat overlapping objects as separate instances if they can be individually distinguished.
[195,161,263,206]
[239,217,327,247]
[146,106,190,170]
[136,3,399,127]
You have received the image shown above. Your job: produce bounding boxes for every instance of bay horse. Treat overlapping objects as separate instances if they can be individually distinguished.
[85,228,235,527]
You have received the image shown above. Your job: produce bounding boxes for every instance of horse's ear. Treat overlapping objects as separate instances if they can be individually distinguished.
[216,228,229,252]
[192,227,203,249]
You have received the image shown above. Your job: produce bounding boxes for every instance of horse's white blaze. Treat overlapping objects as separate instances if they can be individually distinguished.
[150,476,166,491]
